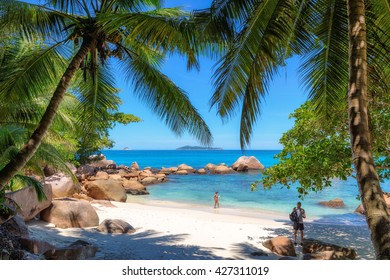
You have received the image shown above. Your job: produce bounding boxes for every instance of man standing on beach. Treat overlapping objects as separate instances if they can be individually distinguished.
[214,192,220,208]
[292,202,306,246]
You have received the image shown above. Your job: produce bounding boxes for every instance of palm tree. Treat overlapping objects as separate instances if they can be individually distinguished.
[0,0,213,188]
[0,39,79,219]
[209,0,390,259]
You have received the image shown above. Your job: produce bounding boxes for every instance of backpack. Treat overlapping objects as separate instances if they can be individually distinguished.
[289,209,299,222]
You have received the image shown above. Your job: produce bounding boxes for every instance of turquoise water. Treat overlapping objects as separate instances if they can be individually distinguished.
[103,150,390,224]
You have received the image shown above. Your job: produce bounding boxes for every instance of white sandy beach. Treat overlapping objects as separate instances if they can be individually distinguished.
[26,200,294,260]
[26,199,374,259]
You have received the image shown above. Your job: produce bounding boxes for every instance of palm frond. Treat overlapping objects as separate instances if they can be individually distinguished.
[210,0,259,25]
[0,124,75,179]
[210,0,296,148]
[73,62,120,135]
[298,0,349,115]
[11,174,46,201]
[0,93,77,131]
[366,1,390,99]
[119,47,213,146]
[48,0,90,16]
[0,0,71,41]
[0,39,70,103]
[101,0,162,13]
[34,143,77,181]
[189,8,233,60]
[99,8,200,70]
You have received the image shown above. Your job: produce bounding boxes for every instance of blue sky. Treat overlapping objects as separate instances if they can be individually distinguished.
[28,0,308,150]
[110,0,308,150]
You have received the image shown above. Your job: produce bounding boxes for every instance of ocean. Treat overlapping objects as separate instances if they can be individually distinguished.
[103,149,389,259]
[103,149,390,222]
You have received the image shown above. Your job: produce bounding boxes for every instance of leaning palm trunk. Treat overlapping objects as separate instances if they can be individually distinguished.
[0,38,94,190]
[347,0,390,259]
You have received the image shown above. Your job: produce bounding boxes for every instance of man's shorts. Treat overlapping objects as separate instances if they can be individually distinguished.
[293,222,304,230]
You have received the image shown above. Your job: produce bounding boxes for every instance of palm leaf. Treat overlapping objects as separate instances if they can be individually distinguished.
[211,0,296,148]
[298,0,349,115]
[100,0,162,13]
[210,0,259,25]
[11,174,47,201]
[119,47,213,146]
[366,1,390,99]
[99,8,200,70]
[0,0,72,41]
[73,62,121,135]
[0,39,70,102]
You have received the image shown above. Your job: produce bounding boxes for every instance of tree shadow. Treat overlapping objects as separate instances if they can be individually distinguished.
[230,242,279,260]
[27,221,225,260]
[264,216,375,260]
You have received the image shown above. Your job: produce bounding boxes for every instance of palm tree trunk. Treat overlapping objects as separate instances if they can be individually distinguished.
[347,0,390,259]
[0,38,94,189]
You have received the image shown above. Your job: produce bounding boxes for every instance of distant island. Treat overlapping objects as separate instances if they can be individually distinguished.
[123,147,130,150]
[176,145,223,150]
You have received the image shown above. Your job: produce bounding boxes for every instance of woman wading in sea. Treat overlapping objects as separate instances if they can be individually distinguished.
[214,192,220,208]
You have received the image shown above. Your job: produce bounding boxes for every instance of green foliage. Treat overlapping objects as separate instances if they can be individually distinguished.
[209,0,390,148]
[255,99,390,198]
[0,0,214,175]
[111,112,142,125]
[0,38,79,173]
[76,111,141,164]
[256,102,352,198]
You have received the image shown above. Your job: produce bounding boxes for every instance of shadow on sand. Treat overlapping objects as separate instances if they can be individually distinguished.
[27,221,225,260]
[266,215,375,260]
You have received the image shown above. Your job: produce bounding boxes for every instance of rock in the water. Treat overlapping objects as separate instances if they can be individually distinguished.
[355,194,390,215]
[40,198,99,229]
[177,164,195,173]
[122,172,140,179]
[175,170,188,175]
[141,176,158,185]
[159,167,178,175]
[154,173,167,180]
[130,162,140,170]
[263,236,296,257]
[319,198,345,208]
[122,180,149,195]
[139,170,153,178]
[302,238,356,260]
[97,219,136,234]
[211,165,234,174]
[84,179,127,202]
[232,156,264,171]
[5,183,52,221]
[197,168,207,174]
[355,204,365,215]
[204,163,216,171]
[44,240,98,260]
[45,173,80,198]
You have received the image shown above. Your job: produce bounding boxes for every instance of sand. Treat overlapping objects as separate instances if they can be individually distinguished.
[26,199,375,259]
[26,199,295,260]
